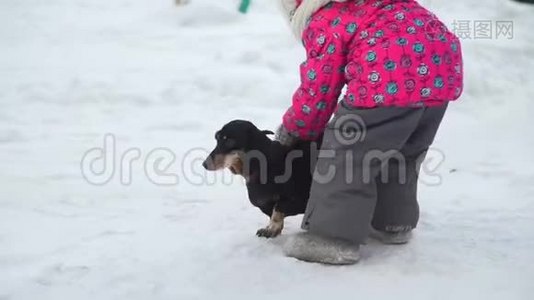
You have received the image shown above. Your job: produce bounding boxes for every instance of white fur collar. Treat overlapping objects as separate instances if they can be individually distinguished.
[279,0,347,38]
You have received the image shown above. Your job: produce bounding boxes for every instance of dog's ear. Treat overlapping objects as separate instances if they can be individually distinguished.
[262,130,275,135]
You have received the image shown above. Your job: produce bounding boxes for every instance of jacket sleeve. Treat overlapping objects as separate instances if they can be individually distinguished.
[282,29,347,141]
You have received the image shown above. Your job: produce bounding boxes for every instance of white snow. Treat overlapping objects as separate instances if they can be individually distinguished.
[1,0,534,299]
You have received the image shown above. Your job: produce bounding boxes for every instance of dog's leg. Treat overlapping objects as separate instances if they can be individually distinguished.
[256,209,285,238]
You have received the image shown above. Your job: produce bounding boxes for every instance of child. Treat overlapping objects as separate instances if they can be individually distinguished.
[275,0,463,264]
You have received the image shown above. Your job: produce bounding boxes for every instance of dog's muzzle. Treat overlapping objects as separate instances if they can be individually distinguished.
[202,152,243,174]
[202,156,216,170]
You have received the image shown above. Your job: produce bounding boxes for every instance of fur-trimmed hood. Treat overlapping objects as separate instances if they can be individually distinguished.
[279,0,347,38]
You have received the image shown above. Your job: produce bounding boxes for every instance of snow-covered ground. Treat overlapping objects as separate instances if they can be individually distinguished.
[1,0,534,299]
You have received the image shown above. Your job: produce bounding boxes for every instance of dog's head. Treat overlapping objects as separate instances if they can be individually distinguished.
[202,120,274,175]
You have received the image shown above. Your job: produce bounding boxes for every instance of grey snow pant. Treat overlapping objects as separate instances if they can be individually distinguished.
[302,101,448,244]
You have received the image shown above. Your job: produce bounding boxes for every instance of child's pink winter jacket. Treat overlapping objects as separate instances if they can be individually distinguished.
[281,0,463,140]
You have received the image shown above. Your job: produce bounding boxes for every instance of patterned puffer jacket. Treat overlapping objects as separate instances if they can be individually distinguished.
[280,0,463,140]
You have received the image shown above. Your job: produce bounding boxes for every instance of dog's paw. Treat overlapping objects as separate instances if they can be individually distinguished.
[256,210,284,238]
[256,227,282,238]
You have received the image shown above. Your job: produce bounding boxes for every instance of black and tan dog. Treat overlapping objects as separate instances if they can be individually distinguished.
[202,120,320,238]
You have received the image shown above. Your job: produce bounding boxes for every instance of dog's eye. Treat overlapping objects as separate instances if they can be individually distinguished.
[215,132,229,141]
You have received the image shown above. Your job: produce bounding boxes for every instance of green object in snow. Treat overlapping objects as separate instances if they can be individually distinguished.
[239,0,251,13]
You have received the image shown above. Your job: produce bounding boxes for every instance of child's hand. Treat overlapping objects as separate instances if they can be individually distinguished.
[275,124,299,147]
